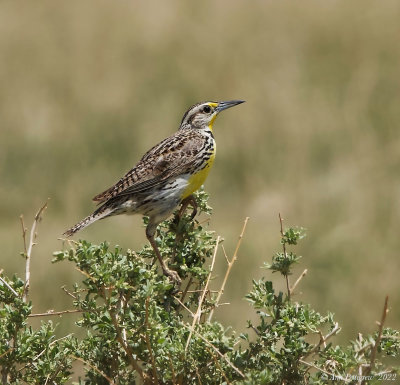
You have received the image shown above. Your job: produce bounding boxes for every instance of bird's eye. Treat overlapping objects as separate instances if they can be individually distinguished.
[203,105,211,113]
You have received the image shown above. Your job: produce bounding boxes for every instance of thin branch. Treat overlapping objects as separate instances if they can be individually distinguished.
[290,269,308,294]
[19,215,27,255]
[205,346,231,385]
[185,236,220,352]
[362,295,389,383]
[184,323,245,378]
[302,322,341,359]
[174,296,195,317]
[176,276,193,312]
[0,276,19,297]
[167,353,177,385]
[109,301,146,381]
[61,285,77,299]
[18,334,73,372]
[28,309,83,318]
[299,359,351,383]
[208,217,249,322]
[22,200,49,302]
[279,213,290,300]
[145,297,159,385]
[72,355,116,385]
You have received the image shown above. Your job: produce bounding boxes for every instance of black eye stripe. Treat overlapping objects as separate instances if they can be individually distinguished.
[203,105,211,113]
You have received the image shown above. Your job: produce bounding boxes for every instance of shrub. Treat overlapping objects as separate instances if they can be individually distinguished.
[1,191,399,384]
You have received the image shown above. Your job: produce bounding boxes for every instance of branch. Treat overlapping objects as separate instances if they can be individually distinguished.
[145,297,159,385]
[72,355,117,385]
[299,359,351,383]
[185,236,220,352]
[362,295,389,383]
[22,200,49,303]
[18,334,73,373]
[28,309,83,318]
[279,213,290,300]
[302,322,341,359]
[208,217,249,322]
[205,346,231,385]
[290,269,308,294]
[184,323,245,378]
[109,300,146,381]
[0,276,19,297]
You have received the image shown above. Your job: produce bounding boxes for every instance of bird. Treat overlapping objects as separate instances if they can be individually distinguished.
[64,100,245,283]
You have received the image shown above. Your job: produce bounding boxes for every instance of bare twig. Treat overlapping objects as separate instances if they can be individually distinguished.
[184,323,245,378]
[0,276,19,297]
[167,353,177,385]
[205,346,231,385]
[176,276,193,312]
[185,236,220,352]
[18,334,73,372]
[28,309,83,318]
[174,296,195,317]
[19,215,27,255]
[145,297,159,385]
[105,287,146,381]
[208,218,249,322]
[302,322,341,359]
[361,295,389,383]
[61,285,77,299]
[290,269,308,294]
[279,213,290,300]
[299,359,351,383]
[22,200,49,302]
[72,355,117,385]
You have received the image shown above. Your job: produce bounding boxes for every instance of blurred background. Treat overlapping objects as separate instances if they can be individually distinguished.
[1,0,399,344]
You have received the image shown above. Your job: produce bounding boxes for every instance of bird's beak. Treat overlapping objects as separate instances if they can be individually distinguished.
[215,100,245,113]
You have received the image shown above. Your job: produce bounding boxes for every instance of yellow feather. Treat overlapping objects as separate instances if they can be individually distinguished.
[182,146,216,199]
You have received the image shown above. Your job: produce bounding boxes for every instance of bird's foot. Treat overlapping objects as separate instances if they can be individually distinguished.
[162,267,181,284]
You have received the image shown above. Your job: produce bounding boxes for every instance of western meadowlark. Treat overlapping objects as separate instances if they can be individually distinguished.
[64,100,244,282]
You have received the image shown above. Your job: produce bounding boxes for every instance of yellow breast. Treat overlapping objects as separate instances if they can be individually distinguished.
[182,150,216,199]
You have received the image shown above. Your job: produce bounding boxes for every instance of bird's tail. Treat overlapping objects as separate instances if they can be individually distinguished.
[63,207,114,237]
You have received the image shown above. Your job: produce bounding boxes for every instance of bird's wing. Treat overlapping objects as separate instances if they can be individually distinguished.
[92,131,204,203]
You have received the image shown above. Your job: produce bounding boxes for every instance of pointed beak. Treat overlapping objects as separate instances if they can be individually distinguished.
[215,100,245,113]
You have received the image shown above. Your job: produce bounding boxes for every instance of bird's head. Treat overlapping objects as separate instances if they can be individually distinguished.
[179,100,245,131]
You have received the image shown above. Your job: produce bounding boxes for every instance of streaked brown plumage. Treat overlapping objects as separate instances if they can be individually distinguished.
[64,100,244,282]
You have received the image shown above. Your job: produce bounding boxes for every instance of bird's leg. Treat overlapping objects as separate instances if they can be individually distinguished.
[178,195,198,221]
[146,223,181,284]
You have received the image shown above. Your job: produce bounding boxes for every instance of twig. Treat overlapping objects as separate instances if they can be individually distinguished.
[185,236,220,352]
[184,323,245,378]
[208,218,249,322]
[18,334,73,372]
[0,276,19,297]
[279,213,290,300]
[20,215,27,255]
[22,200,49,302]
[290,269,308,294]
[145,297,159,385]
[176,276,193,312]
[361,295,389,383]
[61,285,77,299]
[302,322,341,359]
[299,359,351,383]
[205,346,231,385]
[167,353,177,385]
[72,355,117,385]
[28,309,83,317]
[0,348,14,359]
[109,301,146,381]
[174,296,195,317]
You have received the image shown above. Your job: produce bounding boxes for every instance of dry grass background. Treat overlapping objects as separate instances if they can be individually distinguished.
[1,0,400,343]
